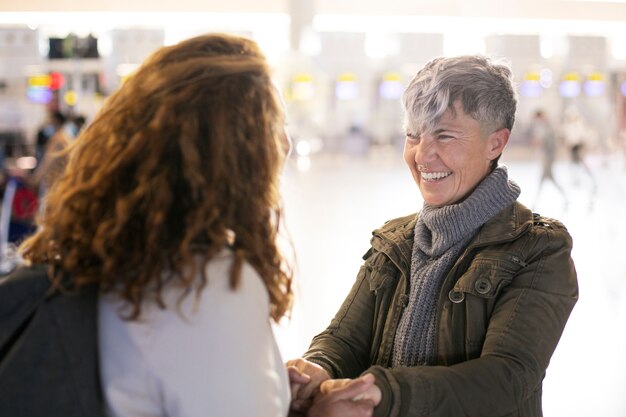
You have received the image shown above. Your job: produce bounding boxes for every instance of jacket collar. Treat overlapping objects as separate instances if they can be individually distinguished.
[371,201,533,272]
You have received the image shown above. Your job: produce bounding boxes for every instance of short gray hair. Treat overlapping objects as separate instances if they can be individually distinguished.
[402,55,517,136]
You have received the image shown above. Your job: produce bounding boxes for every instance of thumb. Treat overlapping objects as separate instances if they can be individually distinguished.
[323,376,374,401]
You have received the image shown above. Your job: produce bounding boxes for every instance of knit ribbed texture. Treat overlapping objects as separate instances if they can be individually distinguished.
[392,166,521,367]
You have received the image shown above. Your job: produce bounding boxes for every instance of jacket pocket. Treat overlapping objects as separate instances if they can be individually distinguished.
[451,252,526,300]
[367,264,397,294]
[364,251,398,295]
[447,252,527,359]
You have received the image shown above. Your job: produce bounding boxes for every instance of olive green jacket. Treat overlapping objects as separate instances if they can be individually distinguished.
[303,201,578,417]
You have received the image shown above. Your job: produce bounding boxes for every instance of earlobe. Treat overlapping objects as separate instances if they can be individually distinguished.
[488,128,510,158]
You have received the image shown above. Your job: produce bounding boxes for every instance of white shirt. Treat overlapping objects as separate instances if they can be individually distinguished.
[98,250,290,417]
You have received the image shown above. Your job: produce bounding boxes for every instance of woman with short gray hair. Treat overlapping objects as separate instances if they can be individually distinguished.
[287,55,578,417]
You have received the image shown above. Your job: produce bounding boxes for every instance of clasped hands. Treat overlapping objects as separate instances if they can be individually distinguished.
[286,358,382,417]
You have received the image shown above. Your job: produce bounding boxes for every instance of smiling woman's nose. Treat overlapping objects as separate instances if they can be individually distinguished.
[415,137,436,164]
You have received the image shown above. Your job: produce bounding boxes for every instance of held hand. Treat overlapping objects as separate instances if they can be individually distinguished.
[308,374,379,417]
[286,358,331,412]
[287,365,311,409]
[320,374,382,406]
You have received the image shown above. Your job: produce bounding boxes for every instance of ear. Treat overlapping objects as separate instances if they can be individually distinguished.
[486,128,510,160]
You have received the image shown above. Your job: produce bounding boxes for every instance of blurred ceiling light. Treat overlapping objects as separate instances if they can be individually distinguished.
[584,72,605,97]
[520,81,543,98]
[540,68,553,88]
[314,14,626,37]
[364,33,400,59]
[567,0,626,2]
[559,73,582,98]
[335,73,359,100]
[379,73,404,100]
[98,33,113,57]
[38,36,50,58]
[296,140,312,157]
[611,37,626,60]
[444,34,486,56]
[540,36,554,59]
[254,30,290,63]
[0,12,289,34]
[299,27,321,56]
[291,73,316,101]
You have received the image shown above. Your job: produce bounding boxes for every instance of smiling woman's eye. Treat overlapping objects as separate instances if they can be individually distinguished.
[406,132,420,140]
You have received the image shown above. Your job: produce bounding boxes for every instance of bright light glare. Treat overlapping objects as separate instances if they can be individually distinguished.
[16,157,37,170]
[292,81,315,101]
[540,36,554,59]
[364,33,400,59]
[0,12,289,36]
[444,34,486,56]
[612,36,626,60]
[296,140,311,157]
[98,33,113,57]
[314,14,626,37]
[300,27,321,56]
[296,156,311,172]
[254,30,290,63]
[540,68,553,88]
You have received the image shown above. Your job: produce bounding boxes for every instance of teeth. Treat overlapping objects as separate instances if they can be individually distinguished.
[421,171,451,181]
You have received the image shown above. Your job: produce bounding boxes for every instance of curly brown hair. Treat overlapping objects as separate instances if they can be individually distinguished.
[20,33,293,321]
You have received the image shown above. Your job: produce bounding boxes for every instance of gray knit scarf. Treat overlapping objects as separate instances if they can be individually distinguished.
[392,166,521,367]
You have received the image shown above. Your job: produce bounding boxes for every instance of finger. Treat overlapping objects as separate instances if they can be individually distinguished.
[297,374,328,401]
[321,378,374,402]
[285,358,302,368]
[352,399,375,417]
[288,366,311,385]
[291,398,312,412]
[320,378,350,394]
[353,385,382,405]
[309,398,374,417]
[296,381,318,401]
[359,373,375,384]
[290,382,301,403]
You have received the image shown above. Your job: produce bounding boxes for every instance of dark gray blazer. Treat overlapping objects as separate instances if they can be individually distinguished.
[0,266,104,417]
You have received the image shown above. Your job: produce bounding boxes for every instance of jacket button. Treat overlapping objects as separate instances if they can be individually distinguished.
[475,278,492,294]
[448,289,465,303]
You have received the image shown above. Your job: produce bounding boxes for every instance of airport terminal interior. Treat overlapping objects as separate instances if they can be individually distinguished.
[1,0,626,416]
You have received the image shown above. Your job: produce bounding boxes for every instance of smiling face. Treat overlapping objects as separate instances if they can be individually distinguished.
[403,100,509,207]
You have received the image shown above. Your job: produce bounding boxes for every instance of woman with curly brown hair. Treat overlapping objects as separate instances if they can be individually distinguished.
[19,33,294,417]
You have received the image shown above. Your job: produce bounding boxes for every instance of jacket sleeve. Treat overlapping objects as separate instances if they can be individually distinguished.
[303,255,377,379]
[368,222,578,417]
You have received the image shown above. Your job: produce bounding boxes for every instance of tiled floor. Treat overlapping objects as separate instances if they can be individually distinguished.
[275,146,626,417]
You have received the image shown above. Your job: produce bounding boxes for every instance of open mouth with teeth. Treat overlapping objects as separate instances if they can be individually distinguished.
[421,171,452,181]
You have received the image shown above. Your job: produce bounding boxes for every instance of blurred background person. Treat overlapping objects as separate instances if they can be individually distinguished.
[20,33,296,417]
[35,110,66,165]
[529,109,567,209]
[561,106,597,192]
[27,117,70,196]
